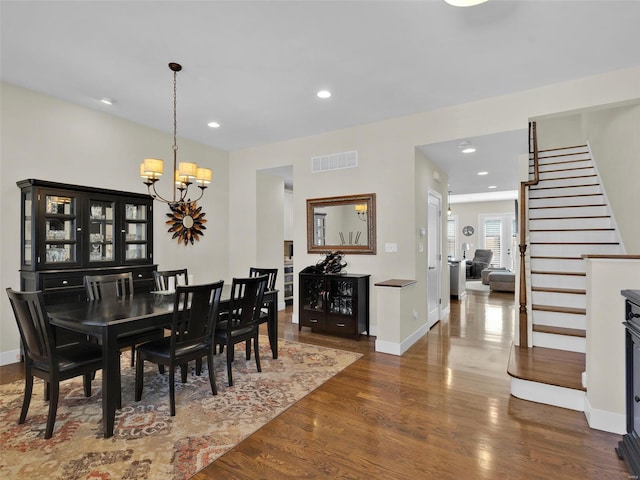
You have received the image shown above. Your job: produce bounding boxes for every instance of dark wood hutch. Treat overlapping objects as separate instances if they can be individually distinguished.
[17,179,157,322]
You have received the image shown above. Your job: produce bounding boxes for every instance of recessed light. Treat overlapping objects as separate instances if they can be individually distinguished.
[461,147,476,154]
[488,185,497,189]
[477,171,488,176]
[317,90,331,99]
[100,98,113,105]
[444,0,488,6]
[207,121,220,128]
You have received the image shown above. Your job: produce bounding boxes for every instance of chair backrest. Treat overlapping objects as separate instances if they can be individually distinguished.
[170,281,224,349]
[249,267,277,291]
[472,249,493,265]
[84,272,134,300]
[153,269,188,291]
[226,275,268,332]
[6,288,56,368]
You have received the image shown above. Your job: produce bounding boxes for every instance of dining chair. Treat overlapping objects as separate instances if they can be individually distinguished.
[134,281,224,416]
[247,267,277,357]
[214,275,268,387]
[6,288,103,439]
[84,272,165,368]
[153,269,188,291]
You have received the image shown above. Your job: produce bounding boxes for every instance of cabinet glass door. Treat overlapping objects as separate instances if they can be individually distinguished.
[124,202,149,261]
[328,279,354,316]
[88,198,115,263]
[300,276,325,312]
[43,194,77,265]
[22,192,33,266]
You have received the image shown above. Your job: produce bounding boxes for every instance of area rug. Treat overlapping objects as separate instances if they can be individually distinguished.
[0,337,361,479]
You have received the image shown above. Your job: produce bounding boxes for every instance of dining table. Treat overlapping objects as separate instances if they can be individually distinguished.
[47,286,278,438]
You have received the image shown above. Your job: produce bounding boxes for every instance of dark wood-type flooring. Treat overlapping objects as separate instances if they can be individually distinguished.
[1,289,628,479]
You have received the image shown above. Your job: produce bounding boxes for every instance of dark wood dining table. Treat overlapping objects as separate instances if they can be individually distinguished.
[47,287,278,438]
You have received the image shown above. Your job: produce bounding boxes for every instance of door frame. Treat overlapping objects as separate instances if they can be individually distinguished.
[427,191,442,329]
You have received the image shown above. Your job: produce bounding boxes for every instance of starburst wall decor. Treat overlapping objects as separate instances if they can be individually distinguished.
[166,201,207,245]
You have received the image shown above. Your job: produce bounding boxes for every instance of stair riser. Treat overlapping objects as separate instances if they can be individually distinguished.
[537,168,596,181]
[538,147,589,158]
[529,205,609,218]
[531,159,593,173]
[529,258,585,273]
[529,195,604,208]
[529,230,618,243]
[528,184,602,198]
[529,217,613,230]
[532,332,586,353]
[531,274,586,290]
[530,243,622,256]
[532,291,586,309]
[531,176,598,188]
[510,377,586,412]
[532,309,587,330]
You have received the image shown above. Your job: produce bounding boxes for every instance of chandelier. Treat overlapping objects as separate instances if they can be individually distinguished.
[139,62,212,205]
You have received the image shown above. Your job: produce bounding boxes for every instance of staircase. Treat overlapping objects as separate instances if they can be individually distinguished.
[508,143,624,411]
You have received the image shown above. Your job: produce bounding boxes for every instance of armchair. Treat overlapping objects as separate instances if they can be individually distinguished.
[466,249,493,279]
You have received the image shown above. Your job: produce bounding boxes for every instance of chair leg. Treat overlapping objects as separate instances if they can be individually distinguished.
[195,357,202,376]
[19,372,34,425]
[44,380,59,439]
[206,352,217,396]
[169,365,176,417]
[245,339,251,360]
[82,373,92,397]
[130,345,135,367]
[226,343,233,387]
[44,381,50,402]
[254,333,262,373]
[134,351,144,402]
[180,364,188,383]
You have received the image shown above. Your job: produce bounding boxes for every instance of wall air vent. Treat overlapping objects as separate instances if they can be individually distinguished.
[311,150,358,173]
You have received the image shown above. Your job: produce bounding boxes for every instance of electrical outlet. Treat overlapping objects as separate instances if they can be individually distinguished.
[418,242,424,253]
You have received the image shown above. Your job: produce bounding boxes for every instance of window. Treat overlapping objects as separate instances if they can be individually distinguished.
[479,213,516,269]
[483,219,502,268]
[447,217,457,260]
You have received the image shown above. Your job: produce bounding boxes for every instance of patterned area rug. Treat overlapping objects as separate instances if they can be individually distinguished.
[0,337,361,479]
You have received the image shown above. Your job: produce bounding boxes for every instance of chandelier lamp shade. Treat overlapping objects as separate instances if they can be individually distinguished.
[447,190,452,216]
[139,62,213,205]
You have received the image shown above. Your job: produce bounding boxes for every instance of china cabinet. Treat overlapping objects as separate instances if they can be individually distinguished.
[618,289,640,477]
[18,179,156,307]
[298,272,369,338]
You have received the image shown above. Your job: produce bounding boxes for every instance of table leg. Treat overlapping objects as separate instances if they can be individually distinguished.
[102,327,119,438]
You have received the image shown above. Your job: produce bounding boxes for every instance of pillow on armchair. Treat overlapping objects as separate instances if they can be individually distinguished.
[465,249,493,279]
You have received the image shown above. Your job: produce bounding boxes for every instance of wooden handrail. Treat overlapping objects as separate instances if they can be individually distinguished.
[518,121,540,347]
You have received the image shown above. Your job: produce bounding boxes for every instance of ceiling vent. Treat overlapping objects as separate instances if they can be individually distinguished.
[311,150,358,173]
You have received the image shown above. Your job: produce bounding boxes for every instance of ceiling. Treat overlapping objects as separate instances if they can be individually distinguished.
[2,1,639,195]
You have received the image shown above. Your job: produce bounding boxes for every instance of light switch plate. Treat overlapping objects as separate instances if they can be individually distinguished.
[385,243,398,253]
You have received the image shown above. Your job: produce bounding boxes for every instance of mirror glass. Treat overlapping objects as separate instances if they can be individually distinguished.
[307,193,376,254]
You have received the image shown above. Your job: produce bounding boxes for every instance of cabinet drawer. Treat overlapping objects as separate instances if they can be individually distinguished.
[42,274,85,289]
[300,315,326,330]
[326,317,356,335]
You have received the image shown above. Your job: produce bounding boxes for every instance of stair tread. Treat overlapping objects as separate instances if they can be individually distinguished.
[532,304,586,315]
[529,183,600,191]
[507,344,585,391]
[529,204,606,209]
[533,325,586,337]
[532,286,586,295]
[531,270,586,277]
[529,228,614,232]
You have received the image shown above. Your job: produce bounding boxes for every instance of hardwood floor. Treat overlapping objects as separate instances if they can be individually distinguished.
[1,290,628,479]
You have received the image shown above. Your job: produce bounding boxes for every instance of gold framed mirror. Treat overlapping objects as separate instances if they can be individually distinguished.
[306,193,376,255]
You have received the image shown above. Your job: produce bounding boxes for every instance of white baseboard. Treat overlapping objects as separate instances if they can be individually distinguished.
[375,322,429,356]
[0,349,21,367]
[584,396,626,434]
[510,376,586,411]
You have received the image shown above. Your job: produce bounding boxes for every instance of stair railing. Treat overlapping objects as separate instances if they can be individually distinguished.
[518,121,540,347]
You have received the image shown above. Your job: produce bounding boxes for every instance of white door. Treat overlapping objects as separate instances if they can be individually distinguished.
[479,214,516,269]
[427,192,442,329]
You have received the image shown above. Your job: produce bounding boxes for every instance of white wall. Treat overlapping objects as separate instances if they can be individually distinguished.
[228,66,640,346]
[0,82,230,362]
[585,258,640,434]
[256,172,285,302]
